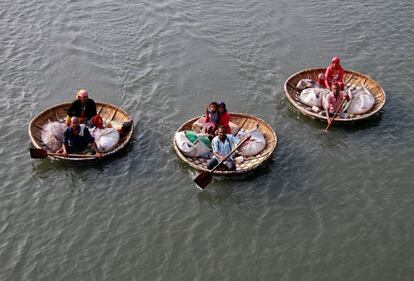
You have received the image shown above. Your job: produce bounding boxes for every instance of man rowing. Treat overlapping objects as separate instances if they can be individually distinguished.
[325,82,350,125]
[207,126,249,171]
[58,117,101,157]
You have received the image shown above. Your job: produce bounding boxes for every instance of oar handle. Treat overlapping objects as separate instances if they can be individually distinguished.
[209,136,250,173]
[48,152,99,158]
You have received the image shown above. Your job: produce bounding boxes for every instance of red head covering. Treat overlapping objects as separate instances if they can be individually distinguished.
[331,56,341,65]
[91,115,104,129]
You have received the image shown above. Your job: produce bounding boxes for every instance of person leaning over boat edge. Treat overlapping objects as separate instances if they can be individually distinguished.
[58,117,102,158]
[67,89,97,127]
[207,126,240,171]
[325,82,350,125]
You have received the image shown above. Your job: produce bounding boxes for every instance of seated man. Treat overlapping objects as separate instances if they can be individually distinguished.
[67,89,97,126]
[325,82,350,125]
[207,126,240,171]
[59,117,101,157]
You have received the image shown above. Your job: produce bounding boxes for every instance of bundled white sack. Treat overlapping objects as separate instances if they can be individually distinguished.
[174,131,211,158]
[347,86,375,115]
[299,88,329,108]
[41,121,65,152]
[90,127,120,152]
[296,79,316,90]
[237,128,266,157]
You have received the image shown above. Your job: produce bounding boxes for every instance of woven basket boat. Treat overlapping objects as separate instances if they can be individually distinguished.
[173,113,277,175]
[284,68,386,122]
[29,102,134,161]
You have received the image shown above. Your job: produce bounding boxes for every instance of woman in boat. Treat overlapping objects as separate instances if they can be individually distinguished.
[324,56,344,90]
[218,102,231,134]
[67,89,97,127]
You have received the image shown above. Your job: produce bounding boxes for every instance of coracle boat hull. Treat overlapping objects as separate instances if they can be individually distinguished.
[29,102,133,161]
[173,113,277,175]
[284,68,386,122]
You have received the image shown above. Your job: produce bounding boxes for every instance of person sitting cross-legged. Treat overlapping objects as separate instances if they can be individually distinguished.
[207,126,240,171]
[58,117,101,158]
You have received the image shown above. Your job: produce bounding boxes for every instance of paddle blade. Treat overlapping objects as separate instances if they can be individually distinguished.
[30,148,48,159]
[194,171,213,189]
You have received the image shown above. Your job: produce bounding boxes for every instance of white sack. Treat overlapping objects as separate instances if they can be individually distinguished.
[299,88,329,108]
[174,131,211,158]
[91,127,120,152]
[237,129,266,157]
[347,86,375,115]
[41,121,65,152]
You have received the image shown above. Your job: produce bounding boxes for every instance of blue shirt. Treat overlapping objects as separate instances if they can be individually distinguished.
[211,134,240,160]
[63,125,95,152]
[209,110,219,123]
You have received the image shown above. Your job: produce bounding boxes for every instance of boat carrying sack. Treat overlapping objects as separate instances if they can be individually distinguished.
[347,86,375,115]
[41,121,65,152]
[91,127,120,152]
[237,128,266,157]
[175,131,211,158]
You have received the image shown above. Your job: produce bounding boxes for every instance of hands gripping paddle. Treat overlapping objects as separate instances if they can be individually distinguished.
[194,136,250,189]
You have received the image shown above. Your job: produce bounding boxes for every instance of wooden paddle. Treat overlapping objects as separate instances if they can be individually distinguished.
[325,97,347,132]
[30,148,97,159]
[194,136,250,189]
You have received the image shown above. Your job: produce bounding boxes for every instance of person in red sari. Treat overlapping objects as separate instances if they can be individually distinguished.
[324,56,344,90]
[218,102,231,134]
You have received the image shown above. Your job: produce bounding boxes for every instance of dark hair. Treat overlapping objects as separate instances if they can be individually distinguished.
[209,101,218,107]
[217,125,227,131]
[218,102,227,112]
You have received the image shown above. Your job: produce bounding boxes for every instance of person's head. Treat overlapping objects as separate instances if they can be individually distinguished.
[209,102,218,112]
[76,89,89,105]
[70,117,80,132]
[318,73,325,80]
[218,102,227,113]
[331,82,340,95]
[91,115,104,129]
[331,56,341,68]
[217,125,227,139]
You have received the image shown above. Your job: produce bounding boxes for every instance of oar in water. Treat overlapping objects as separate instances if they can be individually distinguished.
[30,148,97,159]
[194,136,250,189]
[324,97,347,132]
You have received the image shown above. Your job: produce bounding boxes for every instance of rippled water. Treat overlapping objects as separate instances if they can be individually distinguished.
[1,0,414,280]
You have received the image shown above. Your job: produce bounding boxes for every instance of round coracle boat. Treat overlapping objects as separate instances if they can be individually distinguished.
[173,113,277,175]
[284,68,386,122]
[29,102,134,161]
